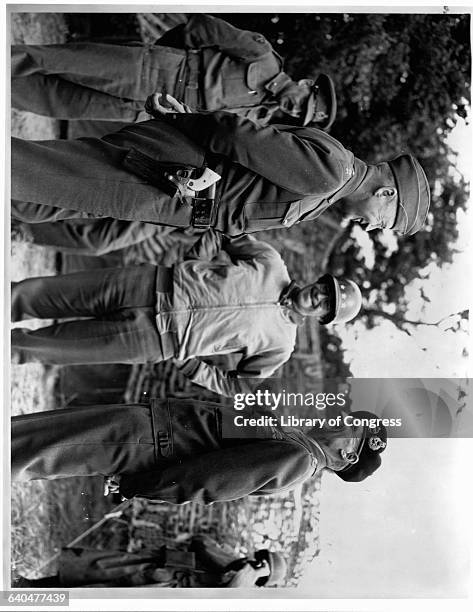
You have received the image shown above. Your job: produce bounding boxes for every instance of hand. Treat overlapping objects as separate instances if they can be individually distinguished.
[144,92,192,117]
[103,474,121,496]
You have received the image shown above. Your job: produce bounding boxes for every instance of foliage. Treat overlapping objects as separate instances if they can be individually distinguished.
[63,11,470,372]
[218,13,470,359]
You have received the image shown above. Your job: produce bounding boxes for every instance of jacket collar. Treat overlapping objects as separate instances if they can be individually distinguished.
[283,430,328,474]
[326,157,368,205]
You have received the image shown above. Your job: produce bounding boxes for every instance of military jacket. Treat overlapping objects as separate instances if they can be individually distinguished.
[181,13,290,117]
[155,230,299,397]
[120,398,326,503]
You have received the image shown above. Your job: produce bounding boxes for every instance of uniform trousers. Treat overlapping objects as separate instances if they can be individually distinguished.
[11,264,175,365]
[11,124,199,227]
[19,218,164,255]
[11,403,158,481]
[11,43,186,120]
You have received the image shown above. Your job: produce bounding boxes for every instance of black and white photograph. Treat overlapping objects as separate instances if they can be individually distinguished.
[4,3,472,610]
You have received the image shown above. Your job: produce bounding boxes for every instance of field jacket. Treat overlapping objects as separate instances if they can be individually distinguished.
[156,230,301,396]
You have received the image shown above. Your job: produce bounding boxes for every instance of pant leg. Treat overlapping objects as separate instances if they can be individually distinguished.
[67,119,142,139]
[11,265,158,321]
[12,43,149,99]
[12,74,143,120]
[11,403,158,480]
[25,219,162,255]
[11,308,170,365]
[12,199,98,224]
[12,43,187,114]
[11,136,193,226]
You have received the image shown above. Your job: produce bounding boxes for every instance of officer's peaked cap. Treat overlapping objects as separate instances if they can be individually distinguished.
[303,73,337,130]
[336,411,388,482]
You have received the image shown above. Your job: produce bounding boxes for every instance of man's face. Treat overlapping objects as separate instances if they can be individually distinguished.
[277,80,312,121]
[317,415,366,471]
[344,191,398,232]
[292,280,331,318]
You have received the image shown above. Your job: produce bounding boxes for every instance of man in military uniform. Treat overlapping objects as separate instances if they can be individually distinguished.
[11,13,336,129]
[11,230,362,397]
[14,536,286,588]
[12,397,388,502]
[11,98,431,237]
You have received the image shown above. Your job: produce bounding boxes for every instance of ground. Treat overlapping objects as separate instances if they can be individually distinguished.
[10,12,121,584]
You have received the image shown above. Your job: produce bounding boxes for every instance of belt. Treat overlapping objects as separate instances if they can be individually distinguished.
[150,399,174,458]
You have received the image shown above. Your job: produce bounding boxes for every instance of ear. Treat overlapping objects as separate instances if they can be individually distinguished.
[374,186,397,199]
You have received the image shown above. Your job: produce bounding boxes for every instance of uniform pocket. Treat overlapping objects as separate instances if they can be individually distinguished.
[243,200,301,233]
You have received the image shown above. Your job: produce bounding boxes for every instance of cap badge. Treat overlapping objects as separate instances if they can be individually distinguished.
[368,436,387,451]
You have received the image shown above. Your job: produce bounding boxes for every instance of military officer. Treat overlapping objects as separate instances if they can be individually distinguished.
[11,13,336,129]
[12,398,388,502]
[11,99,431,237]
[11,230,362,397]
[14,536,287,588]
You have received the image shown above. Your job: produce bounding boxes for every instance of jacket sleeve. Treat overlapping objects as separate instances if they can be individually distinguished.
[174,344,291,398]
[119,440,316,503]
[182,14,275,61]
[164,112,354,196]
[183,228,223,261]
[184,232,278,264]
[221,234,279,262]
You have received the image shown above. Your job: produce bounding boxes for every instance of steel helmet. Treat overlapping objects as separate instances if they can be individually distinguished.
[319,274,362,324]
